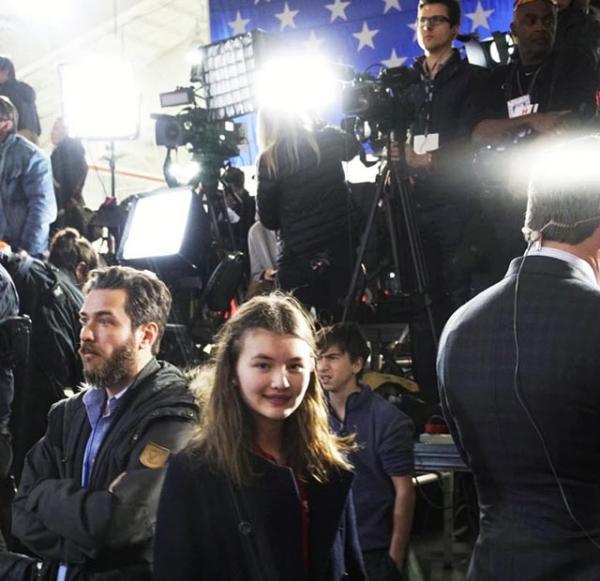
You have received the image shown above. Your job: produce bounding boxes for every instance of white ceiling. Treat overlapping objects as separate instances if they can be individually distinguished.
[1,0,210,207]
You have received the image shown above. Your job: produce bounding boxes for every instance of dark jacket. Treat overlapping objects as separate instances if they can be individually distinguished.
[257,126,360,269]
[154,450,366,581]
[51,137,88,210]
[0,252,84,480]
[484,48,598,121]
[409,49,489,206]
[437,256,600,580]
[12,359,199,581]
[0,261,18,438]
[0,133,56,256]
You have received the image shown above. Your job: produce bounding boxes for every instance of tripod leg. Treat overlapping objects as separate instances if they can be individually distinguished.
[342,174,387,322]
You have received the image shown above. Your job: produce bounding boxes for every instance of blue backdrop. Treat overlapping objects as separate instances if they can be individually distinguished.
[208,0,514,163]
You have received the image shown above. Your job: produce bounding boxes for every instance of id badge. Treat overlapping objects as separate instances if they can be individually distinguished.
[413,133,439,154]
[507,95,531,118]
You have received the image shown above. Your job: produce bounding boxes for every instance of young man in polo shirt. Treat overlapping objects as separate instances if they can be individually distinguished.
[317,323,415,581]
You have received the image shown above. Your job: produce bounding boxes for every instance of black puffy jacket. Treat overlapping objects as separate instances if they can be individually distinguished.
[257,126,360,268]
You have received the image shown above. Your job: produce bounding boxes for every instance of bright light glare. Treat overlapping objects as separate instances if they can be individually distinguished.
[121,188,193,260]
[187,48,203,66]
[60,57,140,140]
[255,53,339,115]
[168,161,201,185]
[530,143,600,190]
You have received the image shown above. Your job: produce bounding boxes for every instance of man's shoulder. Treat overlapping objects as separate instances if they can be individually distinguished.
[132,360,197,416]
[358,386,412,425]
[9,134,48,162]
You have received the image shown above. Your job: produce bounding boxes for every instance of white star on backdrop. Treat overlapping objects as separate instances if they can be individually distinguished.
[407,19,419,42]
[466,2,494,31]
[254,0,272,4]
[325,0,351,22]
[353,21,379,51]
[275,2,300,30]
[383,0,401,13]
[304,30,326,51]
[228,11,250,35]
[382,48,407,68]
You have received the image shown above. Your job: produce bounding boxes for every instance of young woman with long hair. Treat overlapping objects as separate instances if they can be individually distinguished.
[153,293,365,581]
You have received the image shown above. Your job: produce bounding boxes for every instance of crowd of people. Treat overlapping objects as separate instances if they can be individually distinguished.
[0,0,600,578]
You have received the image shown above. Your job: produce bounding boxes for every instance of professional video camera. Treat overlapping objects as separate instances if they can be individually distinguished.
[152,95,245,159]
[342,65,420,149]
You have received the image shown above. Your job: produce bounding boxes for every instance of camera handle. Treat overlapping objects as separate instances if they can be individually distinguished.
[342,131,438,351]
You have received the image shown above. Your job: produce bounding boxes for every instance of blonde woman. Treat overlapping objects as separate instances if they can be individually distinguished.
[154,294,365,581]
[256,112,361,318]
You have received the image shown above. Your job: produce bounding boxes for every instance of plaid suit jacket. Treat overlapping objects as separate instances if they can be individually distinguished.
[438,256,600,581]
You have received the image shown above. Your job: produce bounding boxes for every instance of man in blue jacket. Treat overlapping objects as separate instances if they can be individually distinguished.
[0,96,55,257]
[318,323,415,581]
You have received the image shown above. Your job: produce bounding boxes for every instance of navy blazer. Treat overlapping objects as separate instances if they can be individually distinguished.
[154,450,366,581]
[438,256,600,581]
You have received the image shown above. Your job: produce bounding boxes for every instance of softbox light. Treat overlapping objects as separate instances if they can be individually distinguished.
[190,30,280,122]
[60,57,141,140]
[117,186,206,272]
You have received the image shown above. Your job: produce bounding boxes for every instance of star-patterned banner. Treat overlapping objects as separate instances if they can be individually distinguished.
[210,0,513,72]
[208,0,513,162]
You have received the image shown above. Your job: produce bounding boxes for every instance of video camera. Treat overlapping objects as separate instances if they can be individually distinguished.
[342,65,421,147]
[152,103,245,159]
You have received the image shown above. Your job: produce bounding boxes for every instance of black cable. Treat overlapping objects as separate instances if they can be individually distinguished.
[512,242,600,551]
[413,471,454,511]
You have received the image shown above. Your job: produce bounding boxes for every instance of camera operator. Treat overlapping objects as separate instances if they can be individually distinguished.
[257,111,360,319]
[393,0,489,401]
[472,0,598,286]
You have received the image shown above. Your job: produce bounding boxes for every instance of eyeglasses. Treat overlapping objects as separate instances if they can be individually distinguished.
[418,15,451,28]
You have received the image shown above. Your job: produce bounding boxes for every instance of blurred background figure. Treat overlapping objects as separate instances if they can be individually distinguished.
[0,96,55,258]
[246,219,278,298]
[0,261,18,551]
[0,56,41,144]
[50,117,90,237]
[1,229,98,482]
[257,112,360,320]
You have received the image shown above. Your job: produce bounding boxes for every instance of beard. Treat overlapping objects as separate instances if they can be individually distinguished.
[80,337,137,390]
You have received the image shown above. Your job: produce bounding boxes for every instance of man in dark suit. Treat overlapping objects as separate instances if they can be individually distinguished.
[437,135,600,580]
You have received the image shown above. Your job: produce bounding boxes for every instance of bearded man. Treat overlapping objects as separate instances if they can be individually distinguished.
[12,265,198,580]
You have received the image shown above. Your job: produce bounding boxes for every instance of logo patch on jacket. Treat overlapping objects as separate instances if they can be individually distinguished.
[139,442,170,469]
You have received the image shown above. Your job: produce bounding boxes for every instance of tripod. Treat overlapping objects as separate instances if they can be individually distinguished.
[342,133,438,350]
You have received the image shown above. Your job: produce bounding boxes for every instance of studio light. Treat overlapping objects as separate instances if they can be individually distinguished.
[464,32,514,69]
[60,57,141,140]
[190,30,281,121]
[117,187,206,272]
[255,53,340,116]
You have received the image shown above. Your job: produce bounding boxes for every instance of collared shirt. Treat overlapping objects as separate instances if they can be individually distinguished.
[57,385,130,581]
[531,244,598,288]
[328,383,414,551]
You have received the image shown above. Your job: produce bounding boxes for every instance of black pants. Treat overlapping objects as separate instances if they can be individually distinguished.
[362,549,403,581]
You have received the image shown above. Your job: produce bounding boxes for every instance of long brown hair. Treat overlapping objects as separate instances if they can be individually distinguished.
[189,293,353,484]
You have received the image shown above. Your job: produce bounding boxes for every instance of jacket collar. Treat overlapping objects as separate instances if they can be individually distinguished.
[414,48,462,82]
[506,255,598,288]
